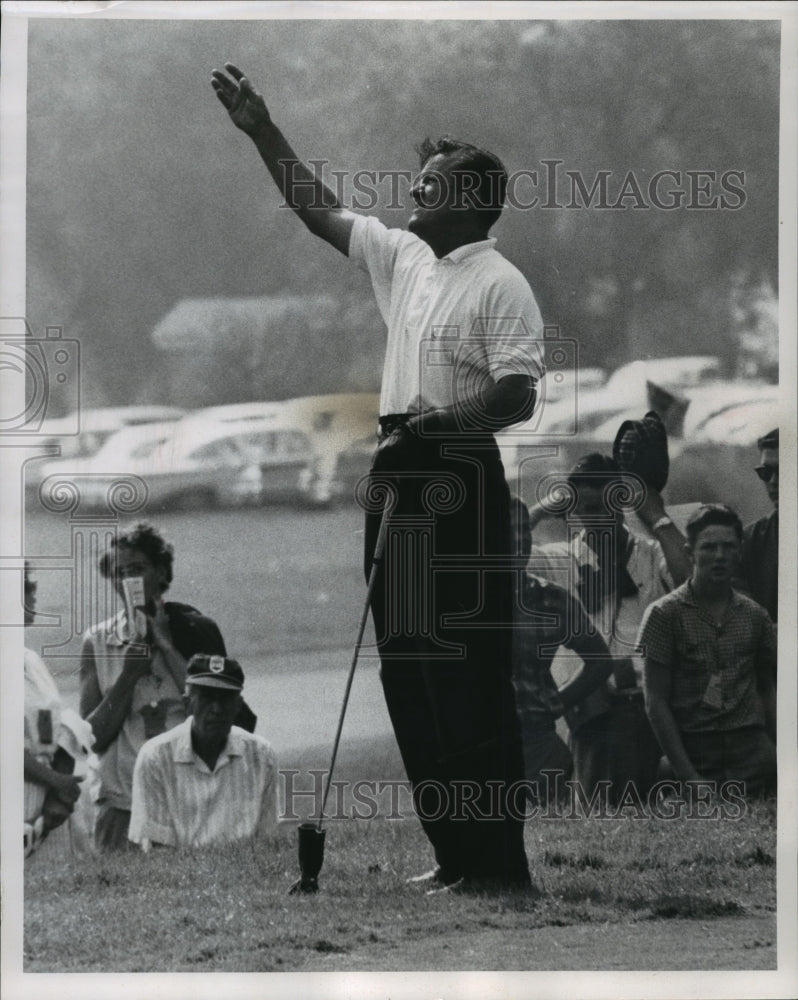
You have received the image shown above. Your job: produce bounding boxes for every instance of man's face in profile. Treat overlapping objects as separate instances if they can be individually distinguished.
[408,153,470,237]
[756,445,778,510]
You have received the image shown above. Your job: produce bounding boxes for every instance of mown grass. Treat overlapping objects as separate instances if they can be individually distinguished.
[24,796,776,972]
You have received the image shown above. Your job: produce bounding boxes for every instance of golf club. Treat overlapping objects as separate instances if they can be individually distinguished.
[288,499,391,894]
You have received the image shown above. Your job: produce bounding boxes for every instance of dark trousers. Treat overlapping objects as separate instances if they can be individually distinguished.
[364,433,529,886]
[570,694,661,807]
[679,726,776,796]
[94,803,133,852]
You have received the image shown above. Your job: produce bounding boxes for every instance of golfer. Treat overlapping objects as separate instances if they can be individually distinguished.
[212,64,544,891]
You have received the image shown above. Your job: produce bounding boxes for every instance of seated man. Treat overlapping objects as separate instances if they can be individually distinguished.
[640,504,776,797]
[80,522,256,850]
[129,654,276,849]
[510,500,614,806]
[24,563,93,856]
[738,428,778,624]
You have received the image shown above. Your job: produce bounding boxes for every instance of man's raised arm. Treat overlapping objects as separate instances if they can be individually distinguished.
[211,63,357,255]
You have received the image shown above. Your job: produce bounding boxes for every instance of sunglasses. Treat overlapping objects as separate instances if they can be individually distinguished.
[755,464,779,483]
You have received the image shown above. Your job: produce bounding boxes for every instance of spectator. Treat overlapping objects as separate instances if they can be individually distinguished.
[527,453,689,805]
[80,522,256,851]
[24,563,93,857]
[129,655,276,850]
[641,504,776,797]
[510,500,614,806]
[739,428,778,623]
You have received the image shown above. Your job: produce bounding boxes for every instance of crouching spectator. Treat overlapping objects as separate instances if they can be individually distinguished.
[24,563,94,857]
[129,655,276,850]
[510,500,615,806]
[640,504,776,798]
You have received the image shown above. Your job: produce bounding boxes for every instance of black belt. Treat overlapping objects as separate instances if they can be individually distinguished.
[378,413,413,437]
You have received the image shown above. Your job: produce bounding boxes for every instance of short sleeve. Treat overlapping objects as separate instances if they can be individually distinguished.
[755,608,778,677]
[129,744,176,848]
[637,601,675,667]
[348,214,417,321]
[475,272,546,384]
[629,535,673,594]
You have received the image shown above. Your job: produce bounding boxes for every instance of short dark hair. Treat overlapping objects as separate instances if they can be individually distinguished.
[416,136,507,230]
[566,453,621,493]
[757,428,778,450]
[99,522,174,591]
[685,503,743,547]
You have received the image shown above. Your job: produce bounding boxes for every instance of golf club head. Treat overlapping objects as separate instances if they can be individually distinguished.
[288,822,326,894]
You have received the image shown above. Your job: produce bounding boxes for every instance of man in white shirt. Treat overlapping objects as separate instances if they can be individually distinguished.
[212,64,544,890]
[129,654,276,850]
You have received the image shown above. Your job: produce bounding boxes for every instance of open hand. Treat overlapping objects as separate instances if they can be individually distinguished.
[211,63,272,136]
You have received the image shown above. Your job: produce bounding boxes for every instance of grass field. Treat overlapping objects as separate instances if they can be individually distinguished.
[24,770,777,973]
[21,504,780,976]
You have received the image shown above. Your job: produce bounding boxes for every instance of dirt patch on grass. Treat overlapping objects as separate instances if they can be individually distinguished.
[299,914,776,972]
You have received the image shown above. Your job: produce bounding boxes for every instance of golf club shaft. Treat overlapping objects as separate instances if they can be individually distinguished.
[318,505,390,830]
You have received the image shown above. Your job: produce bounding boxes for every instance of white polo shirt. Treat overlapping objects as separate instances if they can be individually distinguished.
[128,718,276,849]
[349,214,545,417]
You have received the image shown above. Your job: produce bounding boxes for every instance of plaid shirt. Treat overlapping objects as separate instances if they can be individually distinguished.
[638,582,776,733]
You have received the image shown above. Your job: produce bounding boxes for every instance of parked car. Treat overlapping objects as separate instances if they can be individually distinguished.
[603,355,722,395]
[687,392,780,446]
[27,405,188,495]
[283,393,380,504]
[583,381,777,447]
[332,433,377,504]
[179,401,288,426]
[497,358,739,506]
[181,394,381,504]
[36,417,315,513]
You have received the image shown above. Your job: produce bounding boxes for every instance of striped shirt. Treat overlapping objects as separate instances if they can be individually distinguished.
[129,718,276,848]
[638,582,776,733]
